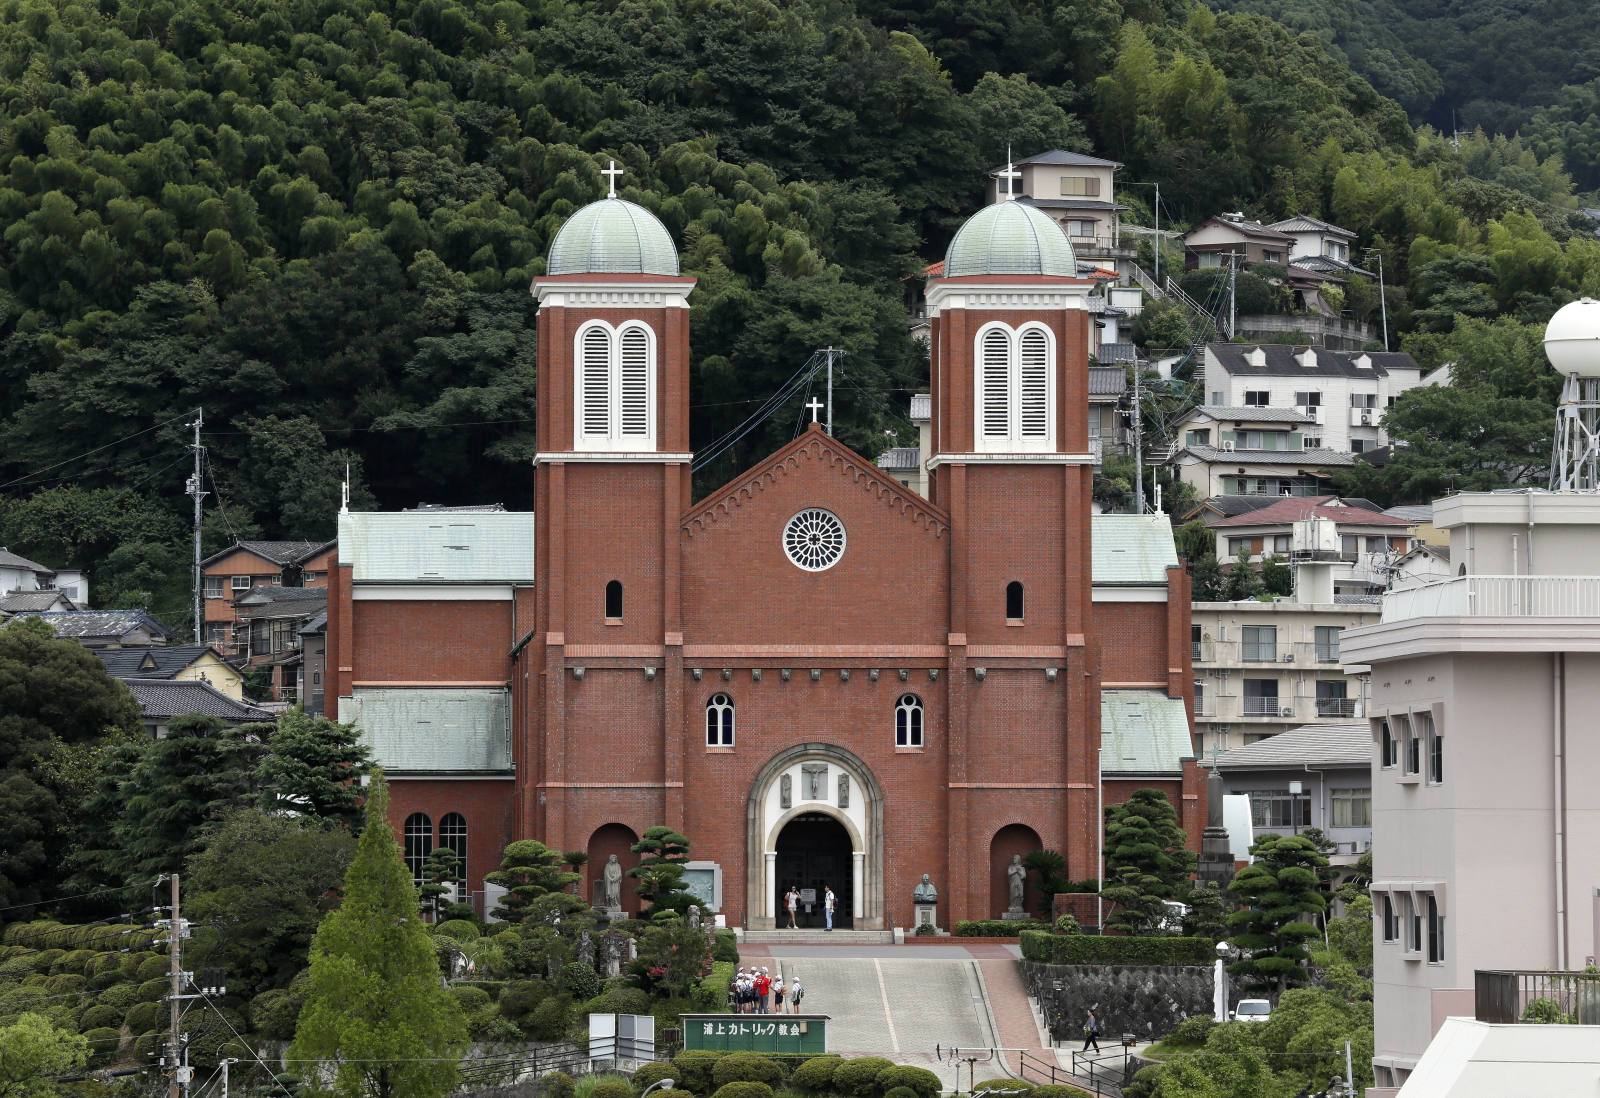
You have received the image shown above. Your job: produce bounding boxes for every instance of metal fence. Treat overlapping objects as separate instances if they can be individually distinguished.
[1385,576,1600,622]
[1475,970,1600,1025]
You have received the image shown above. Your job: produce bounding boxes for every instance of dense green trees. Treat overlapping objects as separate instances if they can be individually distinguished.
[1100,789,1196,935]
[1226,834,1330,993]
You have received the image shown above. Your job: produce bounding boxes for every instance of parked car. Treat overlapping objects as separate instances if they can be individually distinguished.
[1231,999,1272,1022]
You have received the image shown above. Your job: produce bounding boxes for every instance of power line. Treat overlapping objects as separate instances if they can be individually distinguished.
[0,411,194,490]
[8,452,193,549]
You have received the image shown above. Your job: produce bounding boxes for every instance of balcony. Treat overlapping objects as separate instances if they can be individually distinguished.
[1476,970,1600,1024]
[1069,234,1137,261]
[1191,695,1364,722]
[1315,697,1358,717]
[1194,640,1345,666]
[1242,696,1290,716]
[1382,576,1600,622]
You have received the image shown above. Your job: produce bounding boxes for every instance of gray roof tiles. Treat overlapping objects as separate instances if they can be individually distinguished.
[0,549,53,573]
[119,679,275,722]
[909,393,931,422]
[96,645,219,678]
[1213,722,1371,770]
[15,610,177,639]
[1190,405,1315,424]
[202,540,332,567]
[1382,504,1434,522]
[1206,343,1420,378]
[1266,215,1356,238]
[875,448,921,472]
[0,590,75,612]
[993,150,1122,169]
[1181,444,1357,467]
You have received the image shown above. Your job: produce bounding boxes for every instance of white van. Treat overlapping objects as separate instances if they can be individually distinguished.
[1231,999,1272,1022]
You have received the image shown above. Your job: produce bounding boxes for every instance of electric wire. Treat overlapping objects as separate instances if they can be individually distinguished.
[691,351,827,473]
[0,411,195,489]
[7,452,192,549]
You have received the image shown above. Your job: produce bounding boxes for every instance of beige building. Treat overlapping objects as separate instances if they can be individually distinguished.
[1341,491,1600,1094]
[95,644,246,700]
[984,150,1134,275]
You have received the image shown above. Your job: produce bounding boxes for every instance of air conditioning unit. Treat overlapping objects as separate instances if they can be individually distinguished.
[1219,440,1235,452]
[1281,653,1295,663]
[1280,707,1295,717]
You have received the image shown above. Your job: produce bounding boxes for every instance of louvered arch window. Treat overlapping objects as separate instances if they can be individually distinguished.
[575,321,656,449]
[974,323,1054,448]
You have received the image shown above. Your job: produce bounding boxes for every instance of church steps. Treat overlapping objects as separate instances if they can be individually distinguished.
[740,929,895,944]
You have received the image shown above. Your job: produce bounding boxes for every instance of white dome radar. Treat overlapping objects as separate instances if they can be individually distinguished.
[1544,297,1600,376]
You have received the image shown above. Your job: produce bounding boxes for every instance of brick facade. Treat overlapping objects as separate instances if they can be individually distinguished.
[332,252,1198,929]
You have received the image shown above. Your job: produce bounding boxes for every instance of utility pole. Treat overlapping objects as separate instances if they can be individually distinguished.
[824,347,837,436]
[1367,250,1389,350]
[1132,368,1145,514]
[1228,252,1239,340]
[163,874,188,1098]
[1124,181,1162,282]
[185,410,207,645]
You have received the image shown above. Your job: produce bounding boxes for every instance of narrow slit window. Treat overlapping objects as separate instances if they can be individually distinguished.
[403,813,433,882]
[1380,719,1396,769]
[896,694,924,747]
[605,580,623,619]
[1427,895,1444,963]
[706,693,735,746]
[1006,581,1024,619]
[1381,894,1398,942]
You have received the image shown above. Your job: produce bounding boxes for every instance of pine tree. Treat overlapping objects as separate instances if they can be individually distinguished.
[417,847,463,922]
[1226,834,1330,993]
[484,840,579,924]
[1190,554,1227,602]
[289,770,467,1098]
[1101,788,1197,935]
[628,826,695,916]
[255,709,372,829]
[1225,546,1264,601]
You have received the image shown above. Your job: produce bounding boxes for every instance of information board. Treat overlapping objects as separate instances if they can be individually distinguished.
[679,1014,829,1054]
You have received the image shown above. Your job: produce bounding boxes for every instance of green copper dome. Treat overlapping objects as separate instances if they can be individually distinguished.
[546,198,680,276]
[943,201,1077,278]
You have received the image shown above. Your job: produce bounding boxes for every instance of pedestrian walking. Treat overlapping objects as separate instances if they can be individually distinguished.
[790,978,805,1013]
[786,887,800,929]
[824,886,835,931]
[1082,1010,1101,1052]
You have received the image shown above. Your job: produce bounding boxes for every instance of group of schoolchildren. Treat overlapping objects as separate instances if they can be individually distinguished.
[732,967,804,1014]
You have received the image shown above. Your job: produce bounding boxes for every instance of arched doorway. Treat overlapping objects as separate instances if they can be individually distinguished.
[586,823,641,915]
[775,813,854,929]
[989,823,1043,919]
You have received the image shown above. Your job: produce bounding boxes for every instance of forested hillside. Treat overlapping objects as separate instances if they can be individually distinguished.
[0,0,1595,621]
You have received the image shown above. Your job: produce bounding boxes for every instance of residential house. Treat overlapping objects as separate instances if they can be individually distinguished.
[1212,722,1372,862]
[95,645,245,700]
[985,150,1135,275]
[1341,491,1600,1093]
[234,587,328,704]
[1390,543,1452,589]
[1207,494,1417,567]
[1264,215,1369,275]
[1169,405,1354,500]
[1196,342,1425,453]
[875,391,929,497]
[1088,364,1128,454]
[1383,502,1447,546]
[1176,496,1281,525]
[299,611,327,717]
[202,540,336,652]
[0,589,81,615]
[119,679,273,738]
[0,547,86,608]
[14,610,176,647]
[1184,214,1296,267]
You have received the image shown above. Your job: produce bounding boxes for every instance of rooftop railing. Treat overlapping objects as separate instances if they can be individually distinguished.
[1476,970,1600,1025]
[1383,575,1600,622]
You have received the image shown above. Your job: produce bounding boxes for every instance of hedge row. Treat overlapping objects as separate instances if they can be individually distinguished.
[953,920,1048,937]
[637,1053,935,1098]
[1018,932,1214,966]
[694,961,737,1012]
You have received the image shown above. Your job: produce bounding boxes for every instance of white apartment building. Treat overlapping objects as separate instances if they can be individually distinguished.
[1341,491,1600,1094]
[1198,343,1424,454]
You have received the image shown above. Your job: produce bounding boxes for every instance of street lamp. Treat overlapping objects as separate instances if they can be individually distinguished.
[641,1080,677,1098]
[1122,180,1163,282]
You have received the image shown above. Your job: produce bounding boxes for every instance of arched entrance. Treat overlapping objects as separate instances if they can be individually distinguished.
[746,742,884,930]
[586,823,640,914]
[989,823,1043,919]
[775,813,854,929]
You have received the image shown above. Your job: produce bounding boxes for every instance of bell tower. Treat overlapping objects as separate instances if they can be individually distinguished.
[527,179,697,850]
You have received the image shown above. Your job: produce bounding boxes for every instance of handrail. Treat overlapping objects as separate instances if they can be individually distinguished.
[1383,575,1600,622]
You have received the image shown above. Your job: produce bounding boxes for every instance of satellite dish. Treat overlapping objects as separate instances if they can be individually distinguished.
[1544,297,1600,376]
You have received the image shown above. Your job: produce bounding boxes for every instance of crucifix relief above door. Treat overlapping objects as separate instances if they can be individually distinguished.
[801,763,828,799]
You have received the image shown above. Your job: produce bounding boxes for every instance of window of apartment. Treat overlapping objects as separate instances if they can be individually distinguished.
[1237,430,1290,450]
[1228,536,1264,557]
[202,622,230,645]
[706,693,735,747]
[231,575,251,591]
[1420,712,1443,784]
[1351,393,1378,408]
[1060,176,1101,196]
[1242,678,1280,715]
[1295,391,1322,407]
[1241,625,1277,661]
[204,576,225,598]
[1065,219,1096,237]
[1263,250,1283,263]
[1350,439,1368,454]
[1191,625,1203,658]
[1427,894,1445,963]
[1210,391,1226,405]
[1199,252,1223,268]
[1316,679,1350,717]
[1381,893,1399,941]
[1379,718,1397,768]
[1245,788,1311,829]
[1243,391,1270,406]
[1303,436,1322,449]
[1365,536,1387,554]
[1340,535,1359,557]
[1331,787,1371,827]
[249,619,269,657]
[1406,892,1422,953]
[896,694,924,747]
[1314,626,1342,662]
[1272,534,1291,553]
[1186,429,1211,447]
[1396,714,1420,775]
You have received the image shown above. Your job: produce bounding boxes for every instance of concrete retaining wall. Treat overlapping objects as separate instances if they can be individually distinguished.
[1020,960,1215,1043]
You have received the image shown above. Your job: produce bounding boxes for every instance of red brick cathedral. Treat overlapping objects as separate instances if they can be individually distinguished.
[326,192,1199,930]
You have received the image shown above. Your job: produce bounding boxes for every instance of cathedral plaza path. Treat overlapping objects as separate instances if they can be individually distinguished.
[736,943,1071,1090]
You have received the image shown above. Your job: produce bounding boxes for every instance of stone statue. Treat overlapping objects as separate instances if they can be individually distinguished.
[576,932,595,967]
[688,905,702,929]
[780,773,792,809]
[603,854,623,910]
[837,773,850,809]
[600,932,622,978]
[802,762,828,799]
[546,952,560,980]
[627,938,637,961]
[913,874,937,903]
[1007,855,1027,913]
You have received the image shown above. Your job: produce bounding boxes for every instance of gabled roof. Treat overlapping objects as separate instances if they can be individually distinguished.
[119,678,274,722]
[875,447,921,472]
[1092,515,1178,584]
[237,588,328,621]
[1178,496,1282,522]
[1095,346,1138,368]
[909,393,931,423]
[1185,217,1294,243]
[201,540,334,568]
[298,610,328,636]
[992,150,1122,170]
[1207,495,1415,528]
[1180,444,1356,467]
[0,549,53,573]
[15,610,177,640]
[0,590,76,613]
[233,586,328,605]
[1290,254,1374,278]
[1185,405,1315,425]
[95,645,224,679]
[1101,691,1193,774]
[1214,722,1370,771]
[1206,343,1420,378]
[1399,543,1451,564]
[1266,215,1356,239]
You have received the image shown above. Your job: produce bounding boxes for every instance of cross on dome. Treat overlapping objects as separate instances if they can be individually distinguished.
[601,160,624,198]
[997,145,1021,202]
[806,398,824,422]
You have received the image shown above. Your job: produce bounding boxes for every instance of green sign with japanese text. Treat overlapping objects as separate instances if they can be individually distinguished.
[680,1014,829,1054]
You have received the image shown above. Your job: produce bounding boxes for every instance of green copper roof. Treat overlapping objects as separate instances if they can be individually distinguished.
[546,198,680,276]
[943,201,1077,278]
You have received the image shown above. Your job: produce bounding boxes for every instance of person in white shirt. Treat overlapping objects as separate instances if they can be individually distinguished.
[824,887,835,931]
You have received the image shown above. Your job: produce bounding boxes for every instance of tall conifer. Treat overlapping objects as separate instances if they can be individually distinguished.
[289,771,466,1098]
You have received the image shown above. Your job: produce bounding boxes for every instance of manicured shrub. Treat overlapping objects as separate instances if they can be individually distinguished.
[80,1004,123,1030]
[124,1001,162,1035]
[500,980,551,1020]
[434,920,481,942]
[589,1081,633,1098]
[542,1072,575,1098]
[248,990,302,1040]
[29,949,64,972]
[630,1062,677,1091]
[913,923,938,936]
[82,1027,121,1059]
[653,1089,696,1098]
[135,956,171,983]
[694,961,736,1012]
[671,1050,727,1093]
[138,978,169,1002]
[98,983,140,1012]
[1163,1015,1215,1045]
[585,988,652,1017]
[528,996,571,1040]
[450,985,491,1012]
[119,953,152,980]
[1019,932,1214,966]
[46,974,85,994]
[952,920,1047,937]
[884,1088,918,1098]
[712,930,739,963]
[56,949,96,974]
[833,1058,895,1097]
[874,1066,941,1098]
[710,1083,772,1098]
[1052,915,1081,935]
[789,1056,841,1092]
[1030,1086,1083,1098]
[712,1056,782,1089]
[560,962,601,1001]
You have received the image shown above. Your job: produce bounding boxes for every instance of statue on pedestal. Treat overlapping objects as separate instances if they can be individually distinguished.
[603,854,624,911]
[1006,855,1027,913]
[913,874,938,904]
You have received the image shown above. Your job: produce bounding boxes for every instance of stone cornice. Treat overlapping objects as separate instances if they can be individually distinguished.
[1341,616,1600,663]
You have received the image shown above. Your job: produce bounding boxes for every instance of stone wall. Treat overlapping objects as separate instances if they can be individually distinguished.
[1020,960,1216,1043]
